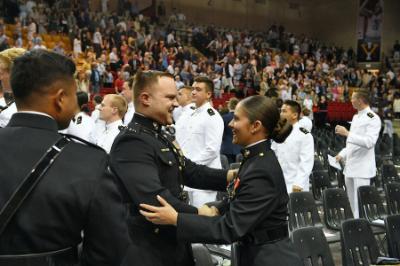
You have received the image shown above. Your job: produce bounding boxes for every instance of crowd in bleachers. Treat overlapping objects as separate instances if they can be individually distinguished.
[1,0,400,124]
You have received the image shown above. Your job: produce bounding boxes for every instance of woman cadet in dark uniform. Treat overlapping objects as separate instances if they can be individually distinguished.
[139,95,302,266]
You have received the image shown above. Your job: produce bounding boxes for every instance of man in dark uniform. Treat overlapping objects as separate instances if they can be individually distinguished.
[0,50,132,265]
[109,70,235,266]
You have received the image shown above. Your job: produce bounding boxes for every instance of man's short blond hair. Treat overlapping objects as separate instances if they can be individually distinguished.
[0,48,27,72]
[105,94,128,118]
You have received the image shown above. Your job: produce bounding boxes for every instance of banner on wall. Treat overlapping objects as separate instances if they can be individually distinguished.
[356,0,384,62]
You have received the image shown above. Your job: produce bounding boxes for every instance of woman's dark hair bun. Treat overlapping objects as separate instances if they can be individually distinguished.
[270,118,292,143]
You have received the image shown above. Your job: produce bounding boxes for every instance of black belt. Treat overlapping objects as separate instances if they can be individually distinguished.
[0,246,78,266]
[240,225,289,245]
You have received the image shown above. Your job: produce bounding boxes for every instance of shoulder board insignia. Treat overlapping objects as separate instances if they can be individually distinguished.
[367,112,374,118]
[164,126,176,136]
[207,108,215,116]
[76,116,82,124]
[60,133,106,152]
[190,106,196,110]
[299,127,310,134]
[118,125,127,131]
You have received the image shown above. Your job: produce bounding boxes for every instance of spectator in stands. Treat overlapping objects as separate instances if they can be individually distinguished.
[114,70,125,94]
[175,74,184,89]
[90,63,101,95]
[75,69,90,94]
[140,96,302,266]
[335,89,382,218]
[393,93,400,119]
[0,28,9,51]
[272,100,314,193]
[220,97,241,164]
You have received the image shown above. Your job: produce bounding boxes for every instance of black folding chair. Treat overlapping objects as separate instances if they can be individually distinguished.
[385,183,400,215]
[289,192,323,231]
[229,163,241,170]
[341,219,381,266]
[192,244,215,266]
[220,154,229,170]
[322,188,353,231]
[235,153,243,163]
[311,170,332,203]
[358,185,387,227]
[382,163,400,187]
[385,214,400,259]
[291,227,335,266]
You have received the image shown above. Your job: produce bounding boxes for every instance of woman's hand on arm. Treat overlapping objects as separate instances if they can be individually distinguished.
[140,195,178,226]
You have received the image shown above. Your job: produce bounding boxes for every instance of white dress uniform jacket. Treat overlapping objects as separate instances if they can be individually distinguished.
[64,112,96,143]
[178,102,224,168]
[272,122,314,192]
[95,119,123,153]
[123,102,135,126]
[177,101,224,207]
[338,107,381,178]
[0,102,17,128]
[298,116,313,132]
[0,97,6,107]
[175,103,195,142]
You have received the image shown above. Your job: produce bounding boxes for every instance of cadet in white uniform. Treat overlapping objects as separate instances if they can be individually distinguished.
[177,77,224,207]
[273,100,314,193]
[0,102,17,128]
[90,94,106,141]
[335,89,381,218]
[173,86,195,123]
[174,86,195,143]
[95,94,127,153]
[121,80,135,125]
[298,108,313,132]
[63,91,95,143]
[0,48,27,128]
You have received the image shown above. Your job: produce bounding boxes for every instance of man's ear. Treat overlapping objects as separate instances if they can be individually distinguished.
[206,90,212,100]
[54,88,66,112]
[139,91,151,107]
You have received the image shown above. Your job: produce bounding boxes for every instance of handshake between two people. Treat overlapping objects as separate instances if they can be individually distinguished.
[139,169,238,226]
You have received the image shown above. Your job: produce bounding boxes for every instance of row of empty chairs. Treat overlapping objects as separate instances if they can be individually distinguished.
[292,215,400,266]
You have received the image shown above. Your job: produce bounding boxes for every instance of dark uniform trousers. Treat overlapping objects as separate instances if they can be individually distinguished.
[176,140,302,266]
[0,113,133,266]
[110,114,228,266]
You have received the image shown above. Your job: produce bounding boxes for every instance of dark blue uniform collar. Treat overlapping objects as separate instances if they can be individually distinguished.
[241,140,271,160]
[132,113,162,133]
[7,112,59,132]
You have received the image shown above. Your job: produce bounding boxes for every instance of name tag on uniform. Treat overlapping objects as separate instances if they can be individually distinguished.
[161,148,170,152]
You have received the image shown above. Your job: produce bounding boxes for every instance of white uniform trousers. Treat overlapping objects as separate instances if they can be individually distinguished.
[345,177,371,218]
